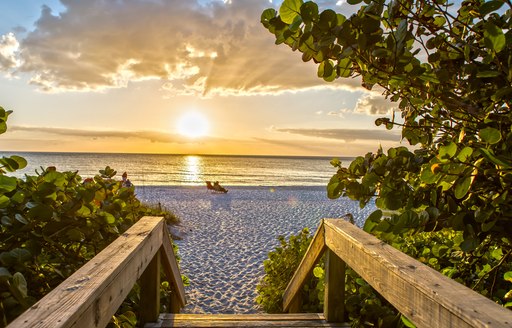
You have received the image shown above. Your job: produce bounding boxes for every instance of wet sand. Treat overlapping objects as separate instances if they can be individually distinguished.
[137,186,375,314]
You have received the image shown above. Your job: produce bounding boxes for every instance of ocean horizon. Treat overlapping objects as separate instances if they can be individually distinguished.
[1,151,356,187]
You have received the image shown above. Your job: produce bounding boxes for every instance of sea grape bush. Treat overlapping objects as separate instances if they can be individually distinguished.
[256,228,323,313]
[258,226,512,326]
[259,0,512,324]
[262,0,512,244]
[257,228,402,326]
[0,106,180,327]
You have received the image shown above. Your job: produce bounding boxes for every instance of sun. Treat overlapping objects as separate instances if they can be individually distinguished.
[176,112,210,138]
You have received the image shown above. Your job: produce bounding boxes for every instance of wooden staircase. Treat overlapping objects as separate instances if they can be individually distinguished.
[144,313,349,327]
[8,216,512,328]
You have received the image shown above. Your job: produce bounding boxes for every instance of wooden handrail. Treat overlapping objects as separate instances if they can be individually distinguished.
[7,216,186,328]
[284,218,512,328]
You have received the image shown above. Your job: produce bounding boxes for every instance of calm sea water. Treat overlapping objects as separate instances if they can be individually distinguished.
[1,152,354,186]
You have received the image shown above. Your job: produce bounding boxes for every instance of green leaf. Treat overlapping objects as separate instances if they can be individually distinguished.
[28,204,54,220]
[14,214,28,225]
[400,315,416,328]
[330,158,341,167]
[327,176,343,199]
[104,212,116,225]
[460,237,479,252]
[0,195,9,208]
[363,210,382,232]
[457,147,473,162]
[10,248,31,263]
[439,142,457,160]
[10,155,27,170]
[67,228,85,242]
[491,248,503,260]
[1,216,12,227]
[479,127,501,144]
[480,1,504,16]
[337,57,352,78]
[504,271,512,283]
[280,0,303,24]
[313,266,324,278]
[482,219,497,232]
[484,22,505,52]
[12,272,28,298]
[261,8,276,28]
[300,1,318,24]
[0,121,6,134]
[0,175,18,193]
[454,176,472,199]
[480,148,511,168]
[0,267,11,282]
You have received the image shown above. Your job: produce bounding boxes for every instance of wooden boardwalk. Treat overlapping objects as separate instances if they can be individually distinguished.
[8,216,512,328]
[144,313,349,327]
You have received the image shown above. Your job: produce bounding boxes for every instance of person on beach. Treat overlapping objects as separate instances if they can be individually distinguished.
[205,180,228,193]
[122,172,133,187]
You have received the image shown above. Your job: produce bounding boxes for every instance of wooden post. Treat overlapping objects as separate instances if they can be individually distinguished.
[287,293,302,313]
[324,249,345,323]
[140,249,161,325]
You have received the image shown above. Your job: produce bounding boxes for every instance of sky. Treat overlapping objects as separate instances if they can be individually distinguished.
[0,0,404,157]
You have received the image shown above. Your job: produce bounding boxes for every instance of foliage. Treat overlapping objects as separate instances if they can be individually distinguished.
[256,228,323,313]
[257,228,404,326]
[261,0,512,325]
[263,0,512,241]
[0,106,181,326]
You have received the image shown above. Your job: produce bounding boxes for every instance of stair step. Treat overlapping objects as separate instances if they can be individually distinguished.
[144,313,349,327]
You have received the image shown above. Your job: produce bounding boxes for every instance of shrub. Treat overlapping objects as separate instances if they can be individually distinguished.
[0,106,182,326]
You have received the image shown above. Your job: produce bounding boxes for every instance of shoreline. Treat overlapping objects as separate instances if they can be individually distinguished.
[138,186,375,314]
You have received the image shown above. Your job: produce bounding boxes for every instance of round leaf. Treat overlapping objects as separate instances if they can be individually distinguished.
[454,176,472,199]
[279,0,303,24]
[479,127,501,144]
[484,22,505,52]
[439,142,457,160]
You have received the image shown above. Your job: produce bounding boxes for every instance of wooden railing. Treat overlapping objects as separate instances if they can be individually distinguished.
[284,219,512,328]
[7,216,186,328]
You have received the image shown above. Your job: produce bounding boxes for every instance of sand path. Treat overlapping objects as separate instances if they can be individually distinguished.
[138,186,375,314]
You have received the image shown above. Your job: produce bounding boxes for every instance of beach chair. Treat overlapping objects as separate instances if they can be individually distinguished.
[205,181,228,193]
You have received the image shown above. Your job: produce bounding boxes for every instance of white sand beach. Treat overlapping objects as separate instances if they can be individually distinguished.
[137,186,375,314]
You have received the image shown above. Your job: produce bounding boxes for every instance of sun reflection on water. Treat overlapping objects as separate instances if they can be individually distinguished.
[183,155,203,185]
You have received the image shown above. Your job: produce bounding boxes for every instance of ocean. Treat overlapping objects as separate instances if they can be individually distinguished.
[2,151,372,313]
[1,152,354,186]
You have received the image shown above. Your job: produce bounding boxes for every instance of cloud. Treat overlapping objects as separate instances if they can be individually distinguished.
[1,0,363,95]
[354,93,398,115]
[275,127,400,142]
[0,33,20,71]
[9,125,203,144]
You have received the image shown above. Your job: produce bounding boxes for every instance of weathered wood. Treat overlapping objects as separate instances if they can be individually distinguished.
[160,223,186,312]
[7,217,167,328]
[323,249,345,323]
[283,221,326,312]
[323,219,512,328]
[140,249,161,325]
[145,313,350,328]
[287,293,302,313]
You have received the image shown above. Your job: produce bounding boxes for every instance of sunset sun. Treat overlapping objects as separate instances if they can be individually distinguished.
[176,112,210,138]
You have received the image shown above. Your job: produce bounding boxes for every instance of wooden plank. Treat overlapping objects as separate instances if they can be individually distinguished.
[8,216,165,328]
[140,249,161,324]
[156,313,326,321]
[160,223,186,311]
[323,249,345,323]
[323,219,512,328]
[282,221,326,312]
[145,313,350,328]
